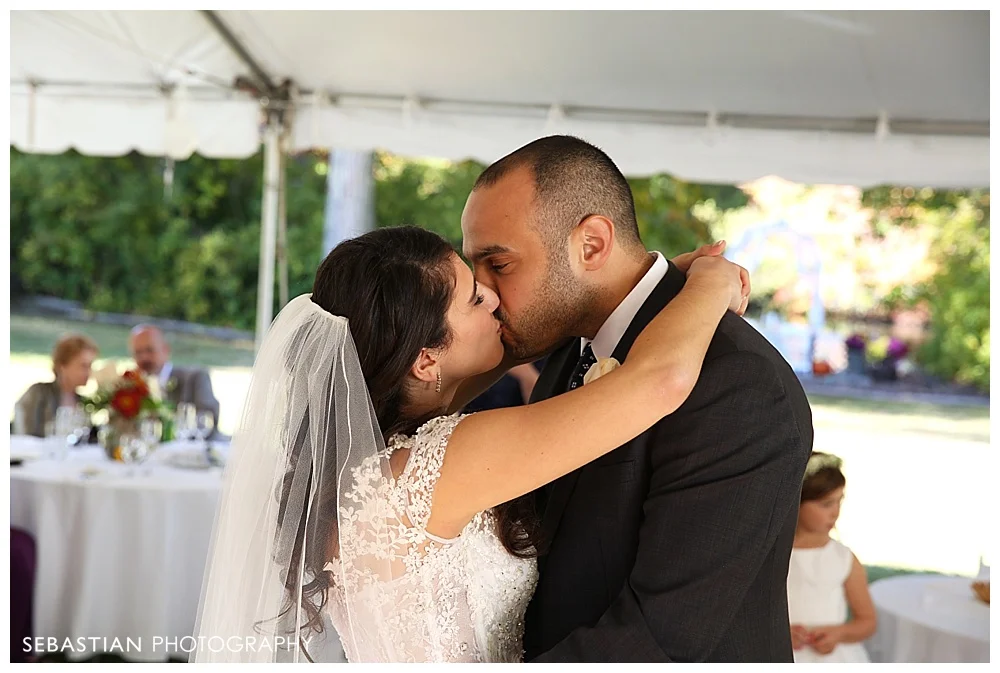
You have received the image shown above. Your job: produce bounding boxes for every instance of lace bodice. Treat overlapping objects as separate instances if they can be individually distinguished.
[326,413,538,662]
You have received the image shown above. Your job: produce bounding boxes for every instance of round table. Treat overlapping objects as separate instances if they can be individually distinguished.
[10,437,224,662]
[867,574,990,663]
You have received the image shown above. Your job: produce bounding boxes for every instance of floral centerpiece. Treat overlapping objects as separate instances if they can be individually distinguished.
[83,365,174,459]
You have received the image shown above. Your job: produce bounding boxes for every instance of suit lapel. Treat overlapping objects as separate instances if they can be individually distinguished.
[166,370,183,405]
[528,339,579,404]
[538,262,687,552]
[529,340,583,553]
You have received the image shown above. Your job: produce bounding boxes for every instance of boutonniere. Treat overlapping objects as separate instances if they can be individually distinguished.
[583,357,621,386]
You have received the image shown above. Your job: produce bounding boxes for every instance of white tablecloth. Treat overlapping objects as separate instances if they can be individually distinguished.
[867,574,990,663]
[10,437,224,662]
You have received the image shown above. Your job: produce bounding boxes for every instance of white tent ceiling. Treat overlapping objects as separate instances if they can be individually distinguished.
[10,9,990,188]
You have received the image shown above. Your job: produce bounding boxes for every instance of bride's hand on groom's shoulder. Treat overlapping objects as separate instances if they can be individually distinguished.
[670,240,727,273]
[685,246,751,316]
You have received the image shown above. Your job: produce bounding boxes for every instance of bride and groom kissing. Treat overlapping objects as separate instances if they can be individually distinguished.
[193,135,813,663]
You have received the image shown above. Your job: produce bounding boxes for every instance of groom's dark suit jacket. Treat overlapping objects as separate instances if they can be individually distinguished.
[524,261,813,662]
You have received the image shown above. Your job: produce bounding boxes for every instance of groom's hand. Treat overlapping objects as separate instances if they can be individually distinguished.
[670,240,726,273]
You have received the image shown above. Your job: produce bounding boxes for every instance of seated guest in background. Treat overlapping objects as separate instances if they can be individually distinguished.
[129,324,221,434]
[463,361,544,413]
[787,452,876,663]
[14,333,98,437]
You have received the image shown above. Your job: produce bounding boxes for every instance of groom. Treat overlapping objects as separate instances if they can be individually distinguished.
[461,136,813,662]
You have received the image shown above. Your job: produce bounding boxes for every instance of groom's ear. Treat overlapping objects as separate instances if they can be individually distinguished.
[572,215,615,271]
[410,348,440,385]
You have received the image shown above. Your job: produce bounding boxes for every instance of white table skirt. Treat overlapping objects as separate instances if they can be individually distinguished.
[867,574,990,663]
[10,439,223,662]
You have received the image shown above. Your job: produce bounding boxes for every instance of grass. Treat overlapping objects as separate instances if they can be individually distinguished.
[7,313,992,578]
[808,394,989,443]
[9,313,256,370]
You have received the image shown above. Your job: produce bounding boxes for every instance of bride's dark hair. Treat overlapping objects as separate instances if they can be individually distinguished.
[310,224,541,538]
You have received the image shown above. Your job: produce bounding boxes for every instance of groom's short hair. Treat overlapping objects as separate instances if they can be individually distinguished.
[474,135,644,254]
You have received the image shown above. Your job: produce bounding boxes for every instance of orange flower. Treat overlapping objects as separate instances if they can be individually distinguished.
[111,388,144,419]
[122,370,149,397]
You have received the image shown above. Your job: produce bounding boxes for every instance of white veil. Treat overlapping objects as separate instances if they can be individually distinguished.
[191,294,413,663]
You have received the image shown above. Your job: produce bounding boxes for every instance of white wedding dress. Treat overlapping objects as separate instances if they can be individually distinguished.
[326,413,539,663]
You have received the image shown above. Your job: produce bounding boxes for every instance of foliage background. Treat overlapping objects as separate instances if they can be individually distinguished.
[9,148,987,390]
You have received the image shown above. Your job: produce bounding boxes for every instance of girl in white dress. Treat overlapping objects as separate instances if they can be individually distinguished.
[787,452,877,663]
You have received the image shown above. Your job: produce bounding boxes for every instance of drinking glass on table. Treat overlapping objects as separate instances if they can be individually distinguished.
[68,406,91,447]
[174,403,196,442]
[138,416,163,473]
[194,410,215,450]
[117,433,149,477]
[51,405,88,458]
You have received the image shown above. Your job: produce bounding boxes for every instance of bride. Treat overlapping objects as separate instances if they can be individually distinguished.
[192,225,749,663]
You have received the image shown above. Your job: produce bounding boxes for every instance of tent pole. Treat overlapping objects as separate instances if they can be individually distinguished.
[276,130,290,309]
[255,118,282,351]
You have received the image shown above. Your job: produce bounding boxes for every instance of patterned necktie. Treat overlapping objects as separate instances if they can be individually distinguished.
[567,342,598,392]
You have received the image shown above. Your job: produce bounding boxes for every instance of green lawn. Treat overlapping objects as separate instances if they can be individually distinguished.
[8,313,991,579]
[9,313,256,369]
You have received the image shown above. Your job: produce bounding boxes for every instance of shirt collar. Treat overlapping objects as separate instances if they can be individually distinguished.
[583,251,669,359]
[158,361,174,388]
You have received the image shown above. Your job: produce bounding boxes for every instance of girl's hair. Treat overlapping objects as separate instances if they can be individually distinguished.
[800,451,846,502]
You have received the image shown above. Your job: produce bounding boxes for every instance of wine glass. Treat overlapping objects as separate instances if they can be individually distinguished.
[174,403,196,443]
[138,417,163,474]
[118,433,149,477]
[52,406,87,459]
[194,410,215,451]
[68,406,91,447]
[54,406,76,438]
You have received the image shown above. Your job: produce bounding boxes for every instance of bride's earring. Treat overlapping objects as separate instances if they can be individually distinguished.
[435,370,442,394]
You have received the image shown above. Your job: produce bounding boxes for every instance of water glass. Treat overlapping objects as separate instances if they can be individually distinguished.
[195,410,215,449]
[174,403,196,442]
[118,434,152,477]
[140,416,163,446]
[49,406,88,458]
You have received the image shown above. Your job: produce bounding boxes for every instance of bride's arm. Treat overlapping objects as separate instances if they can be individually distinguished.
[445,241,731,414]
[427,256,748,536]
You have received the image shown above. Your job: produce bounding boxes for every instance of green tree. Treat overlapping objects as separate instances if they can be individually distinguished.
[862,186,989,391]
[11,147,746,330]
[371,151,747,255]
[629,175,746,255]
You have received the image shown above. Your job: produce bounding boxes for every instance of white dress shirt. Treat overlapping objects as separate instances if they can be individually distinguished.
[158,361,174,392]
[583,252,669,358]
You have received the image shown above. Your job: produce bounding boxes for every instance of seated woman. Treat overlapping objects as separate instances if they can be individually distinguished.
[14,333,98,437]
